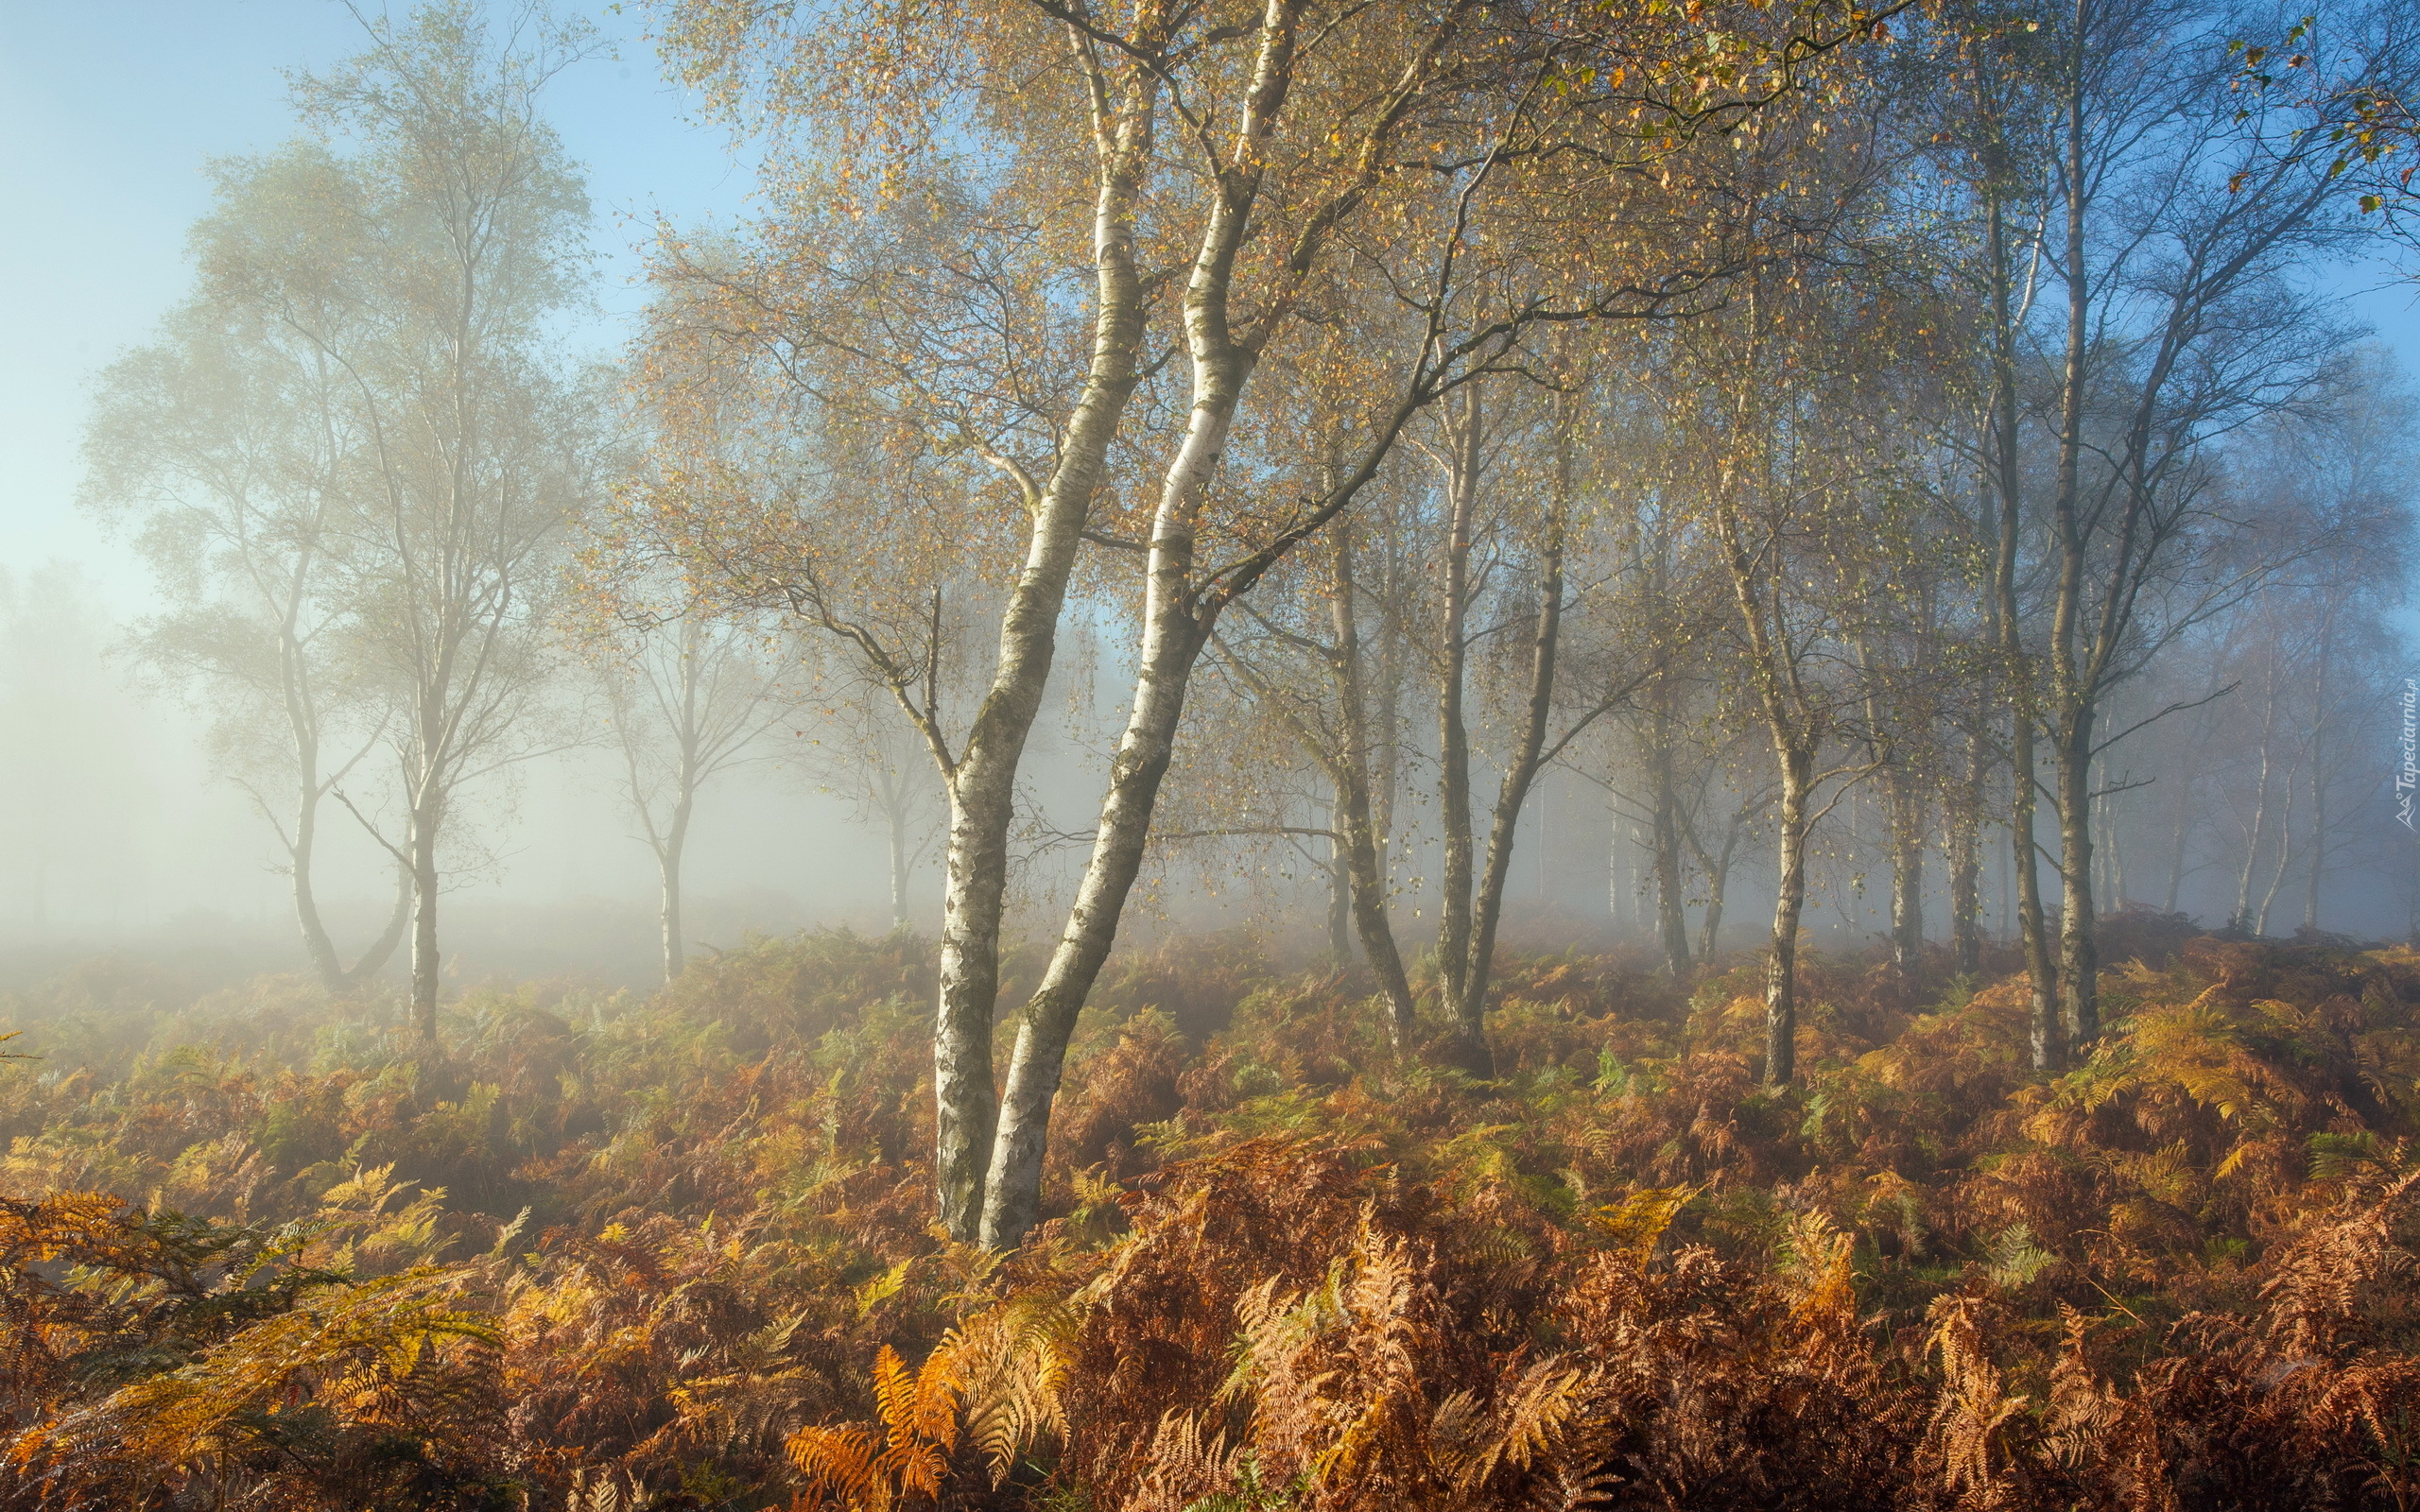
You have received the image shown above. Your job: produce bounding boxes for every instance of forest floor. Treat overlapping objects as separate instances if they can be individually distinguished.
[0,916,2415,1510]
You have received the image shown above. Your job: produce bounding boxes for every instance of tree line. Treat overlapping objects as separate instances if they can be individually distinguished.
[82,0,2420,1249]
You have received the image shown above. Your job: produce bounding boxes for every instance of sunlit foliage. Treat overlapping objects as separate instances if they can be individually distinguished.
[0,927,2411,1506]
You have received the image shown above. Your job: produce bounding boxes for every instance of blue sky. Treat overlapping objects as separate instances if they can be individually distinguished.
[0,0,758,608]
[3,2,2417,613]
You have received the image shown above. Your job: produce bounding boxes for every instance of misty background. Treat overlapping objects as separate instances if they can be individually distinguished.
[6,0,2420,996]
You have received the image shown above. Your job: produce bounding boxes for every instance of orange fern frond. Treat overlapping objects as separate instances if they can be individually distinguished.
[786,1422,887,1509]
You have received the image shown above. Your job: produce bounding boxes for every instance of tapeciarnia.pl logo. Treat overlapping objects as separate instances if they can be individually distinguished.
[2400,678,2418,832]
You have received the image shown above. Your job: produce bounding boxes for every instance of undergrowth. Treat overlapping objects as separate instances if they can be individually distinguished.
[0,925,2414,1509]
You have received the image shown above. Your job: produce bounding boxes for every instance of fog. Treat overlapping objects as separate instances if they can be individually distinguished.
[5,0,2420,1019]
[0,558,1115,988]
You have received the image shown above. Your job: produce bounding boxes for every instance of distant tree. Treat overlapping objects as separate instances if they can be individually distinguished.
[585,588,788,984]
[271,2,600,1048]
[81,219,411,989]
[789,674,949,935]
[2024,0,2391,1047]
[89,4,597,1038]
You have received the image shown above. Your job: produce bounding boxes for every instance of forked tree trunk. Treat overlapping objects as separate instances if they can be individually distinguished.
[284,594,405,991]
[978,333,1250,1247]
[925,65,1158,1243]
[294,772,348,991]
[1684,795,1752,965]
[980,1,1433,1238]
[978,90,1288,1236]
[1697,816,1739,963]
[1447,486,1570,1075]
[299,798,412,992]
[354,867,414,988]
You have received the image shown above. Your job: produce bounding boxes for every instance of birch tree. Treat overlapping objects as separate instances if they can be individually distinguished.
[974,0,1906,1242]
[587,590,788,983]
[285,3,600,1050]
[82,160,409,991]
[2026,0,2396,1048]
[656,0,1911,1244]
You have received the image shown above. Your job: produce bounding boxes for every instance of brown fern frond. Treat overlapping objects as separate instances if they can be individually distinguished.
[1926,1295,2029,1510]
[947,1292,1075,1484]
[2258,1168,2420,1358]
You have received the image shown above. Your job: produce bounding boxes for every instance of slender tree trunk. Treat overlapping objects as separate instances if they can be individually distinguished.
[978,329,1247,1247]
[408,800,441,1049]
[925,70,1157,1242]
[1892,826,1925,970]
[1435,393,1480,1012]
[1884,767,1925,971]
[2106,787,2128,907]
[1650,718,1693,978]
[1984,172,2059,1070]
[2047,13,2103,1051]
[659,794,692,984]
[889,792,912,933]
[1765,743,1815,1087]
[2052,711,2100,1041]
[1326,795,1354,962]
[1683,795,1747,964]
[1706,286,1821,1088]
[1450,483,1569,1075]
[2012,717,2059,1065]
[2305,621,2333,930]
[2256,758,2301,936]
[1609,792,1629,922]
[1373,517,1405,850]
[1330,745,1416,1039]
[280,587,352,991]
[1219,523,1417,1039]
[1949,722,1985,975]
[1324,529,1416,1026]
[1340,801,1414,1029]
[1698,817,1739,963]
[2304,762,2325,932]
[2236,662,2282,928]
